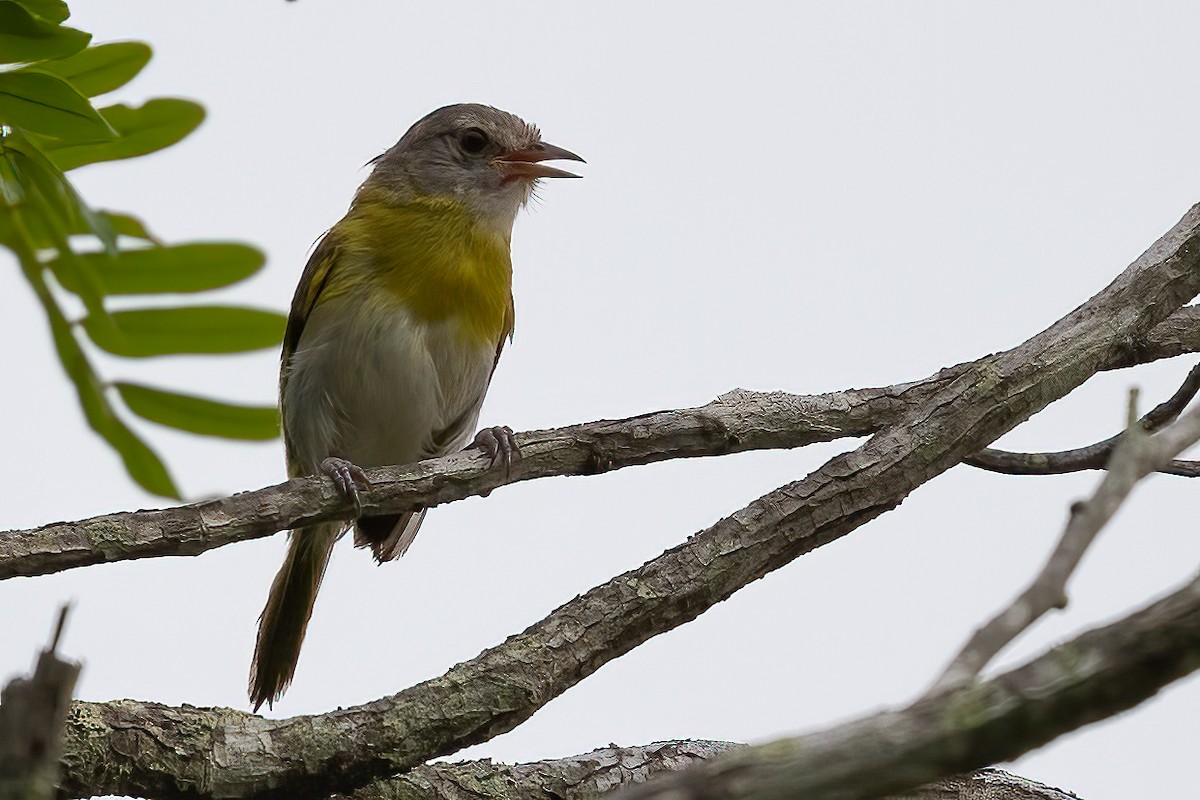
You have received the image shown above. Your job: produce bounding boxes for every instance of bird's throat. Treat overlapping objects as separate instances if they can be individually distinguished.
[341,191,515,346]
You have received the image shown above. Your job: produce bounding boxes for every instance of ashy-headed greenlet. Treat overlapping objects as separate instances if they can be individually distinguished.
[250,104,583,711]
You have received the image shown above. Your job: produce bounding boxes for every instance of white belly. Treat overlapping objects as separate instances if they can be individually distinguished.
[281,295,496,476]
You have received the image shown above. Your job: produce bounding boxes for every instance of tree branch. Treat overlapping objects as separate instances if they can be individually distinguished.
[609,570,1200,800]
[1106,303,1200,367]
[333,743,1076,800]
[0,381,911,581]
[967,361,1200,476]
[6,303,1200,582]
[0,606,80,800]
[335,741,742,800]
[55,206,1200,799]
[933,393,1200,692]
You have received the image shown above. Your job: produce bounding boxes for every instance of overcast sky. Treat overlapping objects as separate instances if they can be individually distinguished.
[3,3,1200,798]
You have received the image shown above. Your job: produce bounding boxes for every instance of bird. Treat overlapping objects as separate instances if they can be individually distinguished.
[249,104,582,711]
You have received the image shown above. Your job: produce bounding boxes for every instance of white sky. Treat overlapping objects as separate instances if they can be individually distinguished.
[3,3,1199,798]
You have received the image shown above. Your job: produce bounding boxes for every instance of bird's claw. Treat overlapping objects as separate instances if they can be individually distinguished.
[472,425,520,476]
[320,456,369,517]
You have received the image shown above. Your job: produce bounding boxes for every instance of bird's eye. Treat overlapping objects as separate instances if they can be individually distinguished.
[460,128,489,154]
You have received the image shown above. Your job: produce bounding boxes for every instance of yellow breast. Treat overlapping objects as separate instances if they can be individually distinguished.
[336,190,514,346]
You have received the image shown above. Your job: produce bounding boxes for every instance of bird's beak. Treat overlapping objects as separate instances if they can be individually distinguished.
[496,141,585,179]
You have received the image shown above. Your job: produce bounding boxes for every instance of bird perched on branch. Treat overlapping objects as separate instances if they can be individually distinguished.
[249,104,583,711]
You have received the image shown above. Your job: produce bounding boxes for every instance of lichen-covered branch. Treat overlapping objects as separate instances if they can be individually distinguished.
[55,207,1200,799]
[335,741,742,800]
[0,381,922,581]
[334,743,1077,800]
[609,571,1200,800]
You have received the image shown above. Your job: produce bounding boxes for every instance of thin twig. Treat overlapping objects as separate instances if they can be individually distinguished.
[967,361,1200,476]
[931,393,1200,693]
[48,603,70,653]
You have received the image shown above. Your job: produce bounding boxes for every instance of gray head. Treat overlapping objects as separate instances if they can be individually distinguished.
[365,103,583,237]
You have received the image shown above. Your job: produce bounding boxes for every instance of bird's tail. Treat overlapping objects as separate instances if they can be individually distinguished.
[353,509,426,563]
[249,521,342,711]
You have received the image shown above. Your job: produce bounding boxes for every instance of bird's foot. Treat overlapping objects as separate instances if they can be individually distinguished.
[472,425,520,476]
[321,456,369,517]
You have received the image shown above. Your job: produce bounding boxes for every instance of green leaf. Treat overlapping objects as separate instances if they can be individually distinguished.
[42,98,204,170]
[0,69,115,140]
[1,139,73,223]
[18,252,180,497]
[116,382,279,440]
[49,314,180,498]
[9,0,69,24]
[3,149,177,498]
[22,204,156,242]
[0,141,117,315]
[0,150,24,206]
[36,41,152,98]
[52,242,265,295]
[0,2,87,63]
[2,136,118,300]
[99,209,156,241]
[82,305,286,357]
[6,134,116,244]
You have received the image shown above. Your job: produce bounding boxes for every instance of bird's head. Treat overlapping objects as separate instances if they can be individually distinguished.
[366,103,583,238]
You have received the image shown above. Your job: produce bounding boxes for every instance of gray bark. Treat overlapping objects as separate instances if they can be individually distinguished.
[933,393,1200,690]
[50,205,1200,798]
[335,744,1077,800]
[0,608,79,800]
[5,304,1200,583]
[610,572,1200,800]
